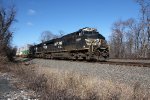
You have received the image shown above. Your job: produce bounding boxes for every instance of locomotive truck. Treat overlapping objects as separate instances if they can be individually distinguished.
[28,27,109,61]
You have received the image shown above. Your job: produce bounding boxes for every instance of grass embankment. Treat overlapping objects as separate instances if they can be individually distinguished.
[0,60,150,100]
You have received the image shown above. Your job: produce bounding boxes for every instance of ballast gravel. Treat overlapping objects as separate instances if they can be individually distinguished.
[30,59,150,88]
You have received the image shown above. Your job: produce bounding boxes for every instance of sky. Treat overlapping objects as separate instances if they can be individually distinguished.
[3,0,140,47]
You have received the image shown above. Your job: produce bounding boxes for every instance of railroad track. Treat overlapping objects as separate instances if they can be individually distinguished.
[98,61,150,67]
[20,58,150,67]
[68,59,150,67]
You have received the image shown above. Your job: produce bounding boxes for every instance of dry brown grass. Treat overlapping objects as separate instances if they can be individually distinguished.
[0,61,150,100]
[31,66,150,100]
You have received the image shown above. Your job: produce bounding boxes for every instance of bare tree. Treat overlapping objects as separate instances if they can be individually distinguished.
[109,0,150,59]
[40,31,57,42]
[59,30,65,37]
[110,18,139,58]
[109,20,126,58]
[134,0,150,58]
[0,4,16,61]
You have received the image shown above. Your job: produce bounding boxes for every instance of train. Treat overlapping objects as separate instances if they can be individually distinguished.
[18,27,109,61]
[16,44,32,57]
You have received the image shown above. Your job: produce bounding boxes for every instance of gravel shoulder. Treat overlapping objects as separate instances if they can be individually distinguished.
[30,59,150,88]
[0,72,37,100]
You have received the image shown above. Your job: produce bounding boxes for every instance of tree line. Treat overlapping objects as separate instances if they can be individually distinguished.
[109,0,150,59]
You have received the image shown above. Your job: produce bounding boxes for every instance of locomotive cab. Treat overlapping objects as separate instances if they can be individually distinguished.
[81,28,109,60]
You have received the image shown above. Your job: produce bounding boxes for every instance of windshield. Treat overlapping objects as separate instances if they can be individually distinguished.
[83,31,97,36]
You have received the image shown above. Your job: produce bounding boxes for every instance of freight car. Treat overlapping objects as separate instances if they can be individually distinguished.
[16,44,32,57]
[29,27,109,61]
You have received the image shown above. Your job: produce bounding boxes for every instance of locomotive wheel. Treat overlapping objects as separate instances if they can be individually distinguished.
[70,53,77,60]
[94,50,100,56]
[45,54,52,59]
[49,54,53,59]
[45,54,48,59]
[70,53,81,60]
[102,50,108,57]
[85,54,91,61]
[82,57,86,60]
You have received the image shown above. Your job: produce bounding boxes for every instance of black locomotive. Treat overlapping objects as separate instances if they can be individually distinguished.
[29,27,109,61]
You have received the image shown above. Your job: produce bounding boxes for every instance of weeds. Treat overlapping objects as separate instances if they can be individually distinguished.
[0,61,150,100]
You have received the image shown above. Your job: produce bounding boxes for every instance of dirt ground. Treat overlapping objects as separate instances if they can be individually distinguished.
[0,72,37,100]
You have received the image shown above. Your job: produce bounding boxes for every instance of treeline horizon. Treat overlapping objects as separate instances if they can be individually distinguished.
[109,0,150,59]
